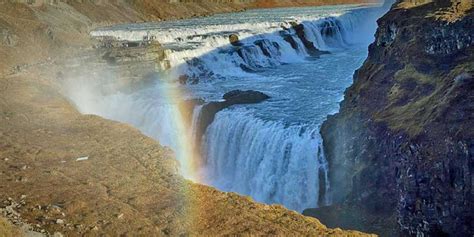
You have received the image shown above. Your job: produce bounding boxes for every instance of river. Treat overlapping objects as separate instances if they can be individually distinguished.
[70,4,388,212]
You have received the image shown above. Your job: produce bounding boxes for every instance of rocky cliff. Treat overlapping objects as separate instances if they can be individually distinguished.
[304,0,473,236]
[0,1,376,236]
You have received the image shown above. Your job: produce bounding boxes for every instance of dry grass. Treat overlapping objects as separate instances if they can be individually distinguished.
[0,218,23,237]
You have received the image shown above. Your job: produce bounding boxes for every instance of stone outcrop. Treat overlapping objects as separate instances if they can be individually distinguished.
[292,23,327,56]
[279,22,329,56]
[304,1,473,236]
[196,90,270,147]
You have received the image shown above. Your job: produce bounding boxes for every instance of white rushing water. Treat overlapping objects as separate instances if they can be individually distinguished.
[69,4,389,212]
[201,109,330,210]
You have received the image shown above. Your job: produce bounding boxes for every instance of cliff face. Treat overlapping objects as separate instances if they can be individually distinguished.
[305,0,473,236]
[0,1,377,236]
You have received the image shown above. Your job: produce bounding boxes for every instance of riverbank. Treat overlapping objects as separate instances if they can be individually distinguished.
[0,1,375,236]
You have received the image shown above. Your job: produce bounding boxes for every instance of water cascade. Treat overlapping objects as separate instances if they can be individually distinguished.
[201,109,329,211]
[72,4,389,212]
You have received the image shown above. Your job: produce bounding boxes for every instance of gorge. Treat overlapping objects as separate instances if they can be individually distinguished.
[0,0,472,236]
[65,3,390,213]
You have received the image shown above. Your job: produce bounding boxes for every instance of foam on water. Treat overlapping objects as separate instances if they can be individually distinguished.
[92,5,384,81]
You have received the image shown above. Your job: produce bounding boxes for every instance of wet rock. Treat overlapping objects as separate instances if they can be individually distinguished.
[177,98,205,128]
[254,39,280,58]
[282,34,299,50]
[289,21,299,28]
[222,90,270,103]
[183,58,215,84]
[196,90,270,150]
[454,72,472,84]
[424,19,474,55]
[292,23,324,56]
[236,44,276,70]
[178,74,189,84]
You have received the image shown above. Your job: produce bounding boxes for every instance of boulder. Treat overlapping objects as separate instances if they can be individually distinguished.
[222,90,270,103]
[229,34,243,46]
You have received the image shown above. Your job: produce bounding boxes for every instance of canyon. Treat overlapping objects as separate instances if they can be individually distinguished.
[0,0,374,236]
[1,0,473,236]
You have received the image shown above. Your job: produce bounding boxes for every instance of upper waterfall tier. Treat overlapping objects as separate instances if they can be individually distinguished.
[91,4,386,84]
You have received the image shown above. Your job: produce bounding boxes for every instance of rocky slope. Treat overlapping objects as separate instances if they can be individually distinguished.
[0,1,243,75]
[304,0,473,236]
[0,1,375,236]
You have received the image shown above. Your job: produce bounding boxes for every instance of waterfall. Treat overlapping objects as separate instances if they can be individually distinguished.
[191,104,204,143]
[91,6,384,84]
[75,4,391,212]
[200,109,329,212]
[177,7,382,82]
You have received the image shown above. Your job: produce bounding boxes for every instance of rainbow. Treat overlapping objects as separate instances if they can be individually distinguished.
[157,80,209,233]
[158,80,202,183]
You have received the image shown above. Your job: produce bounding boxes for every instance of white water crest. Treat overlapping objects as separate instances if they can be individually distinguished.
[91,5,385,83]
[68,4,391,212]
